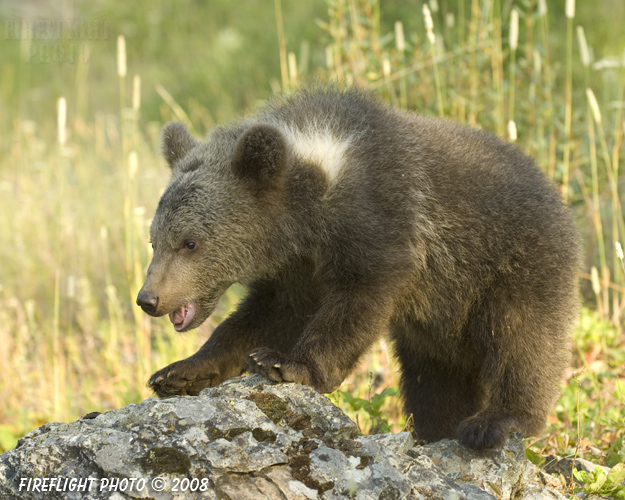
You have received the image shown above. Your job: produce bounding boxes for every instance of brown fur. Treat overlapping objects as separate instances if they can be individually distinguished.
[137,87,582,450]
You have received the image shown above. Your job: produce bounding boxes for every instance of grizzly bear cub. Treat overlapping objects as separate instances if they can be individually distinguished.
[137,87,581,450]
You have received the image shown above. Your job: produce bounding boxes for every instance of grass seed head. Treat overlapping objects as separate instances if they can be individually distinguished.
[57,97,66,147]
[510,9,519,51]
[566,0,575,19]
[576,26,590,67]
[117,35,127,78]
[394,21,405,52]
[586,88,602,125]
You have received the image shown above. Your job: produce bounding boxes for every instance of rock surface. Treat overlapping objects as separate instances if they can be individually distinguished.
[1,374,567,499]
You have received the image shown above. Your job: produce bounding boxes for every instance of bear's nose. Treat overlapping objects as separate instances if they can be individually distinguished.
[136,291,159,315]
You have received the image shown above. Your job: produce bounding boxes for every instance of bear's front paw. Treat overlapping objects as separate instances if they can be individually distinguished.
[247,348,313,387]
[456,411,519,450]
[149,358,219,398]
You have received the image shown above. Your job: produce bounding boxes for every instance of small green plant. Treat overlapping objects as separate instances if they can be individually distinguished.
[608,439,625,468]
[339,387,399,435]
[572,463,625,498]
[525,447,546,467]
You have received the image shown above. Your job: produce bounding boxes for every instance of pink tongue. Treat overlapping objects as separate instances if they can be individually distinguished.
[168,302,196,331]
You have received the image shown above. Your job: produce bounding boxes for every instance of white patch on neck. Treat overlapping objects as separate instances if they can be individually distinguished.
[282,125,351,183]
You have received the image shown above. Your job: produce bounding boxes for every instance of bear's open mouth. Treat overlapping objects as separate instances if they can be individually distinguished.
[169,301,198,332]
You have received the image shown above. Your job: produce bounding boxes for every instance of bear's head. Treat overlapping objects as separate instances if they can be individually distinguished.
[136,121,290,331]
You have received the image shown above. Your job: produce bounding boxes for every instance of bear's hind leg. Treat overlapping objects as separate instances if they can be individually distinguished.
[455,354,559,450]
[394,333,485,443]
[456,292,572,450]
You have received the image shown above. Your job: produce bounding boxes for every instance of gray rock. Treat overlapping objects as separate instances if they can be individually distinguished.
[0,375,566,499]
[413,435,569,500]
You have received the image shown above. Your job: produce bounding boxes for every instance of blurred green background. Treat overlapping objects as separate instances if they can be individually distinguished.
[1,1,624,489]
[3,0,624,128]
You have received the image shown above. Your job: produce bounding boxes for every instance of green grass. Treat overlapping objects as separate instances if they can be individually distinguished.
[1,3,624,498]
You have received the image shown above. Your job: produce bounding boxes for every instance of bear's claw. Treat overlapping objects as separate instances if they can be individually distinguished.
[246,348,316,388]
[247,348,289,383]
[148,358,218,397]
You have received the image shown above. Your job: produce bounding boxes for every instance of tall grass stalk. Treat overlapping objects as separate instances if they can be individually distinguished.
[587,87,625,324]
[422,4,444,117]
[489,0,505,135]
[154,84,196,133]
[537,1,557,178]
[394,21,407,109]
[585,100,607,317]
[117,35,127,113]
[562,0,575,201]
[53,97,68,423]
[274,0,288,88]
[508,8,518,128]
[467,0,480,127]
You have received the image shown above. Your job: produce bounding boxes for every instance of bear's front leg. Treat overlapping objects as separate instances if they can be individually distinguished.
[247,288,392,394]
[149,280,313,397]
[149,312,259,397]
[149,328,251,397]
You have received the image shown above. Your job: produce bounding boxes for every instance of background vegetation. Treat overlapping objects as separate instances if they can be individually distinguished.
[1,0,624,496]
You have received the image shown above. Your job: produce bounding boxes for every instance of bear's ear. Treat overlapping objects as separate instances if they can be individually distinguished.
[231,124,288,191]
[160,122,198,169]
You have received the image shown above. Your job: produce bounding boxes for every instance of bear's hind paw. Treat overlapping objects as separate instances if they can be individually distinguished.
[456,412,519,450]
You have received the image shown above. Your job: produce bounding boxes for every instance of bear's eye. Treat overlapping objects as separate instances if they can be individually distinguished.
[184,241,197,251]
